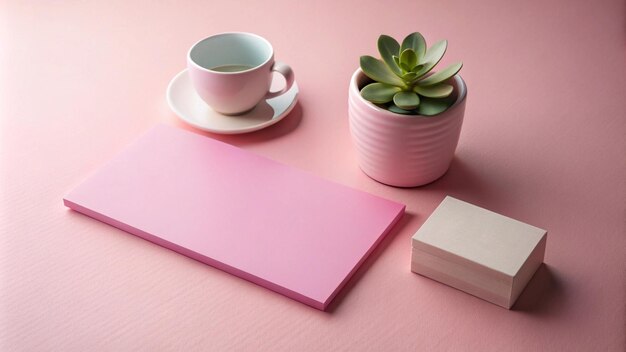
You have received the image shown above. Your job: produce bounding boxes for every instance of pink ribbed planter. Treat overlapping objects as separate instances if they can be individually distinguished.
[348,69,467,187]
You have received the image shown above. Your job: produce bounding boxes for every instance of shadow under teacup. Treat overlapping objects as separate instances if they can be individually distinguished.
[187,32,294,115]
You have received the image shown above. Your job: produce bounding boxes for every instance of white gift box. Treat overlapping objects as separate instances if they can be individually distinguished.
[411,196,547,309]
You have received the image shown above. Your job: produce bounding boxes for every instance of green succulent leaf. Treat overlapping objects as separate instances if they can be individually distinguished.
[417,97,451,116]
[416,39,448,76]
[360,83,402,103]
[412,64,425,74]
[392,55,400,67]
[400,62,412,72]
[360,56,405,86]
[417,62,463,86]
[401,32,427,62]
[399,49,418,70]
[377,35,402,76]
[414,83,454,98]
[388,104,416,114]
[393,91,421,110]
[402,72,418,81]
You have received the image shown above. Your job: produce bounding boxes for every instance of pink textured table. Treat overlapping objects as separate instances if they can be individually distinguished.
[1,0,624,350]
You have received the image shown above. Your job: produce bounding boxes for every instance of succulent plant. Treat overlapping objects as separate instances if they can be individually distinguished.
[360,32,463,116]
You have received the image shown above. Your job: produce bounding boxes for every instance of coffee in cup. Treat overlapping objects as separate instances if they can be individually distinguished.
[187,32,294,115]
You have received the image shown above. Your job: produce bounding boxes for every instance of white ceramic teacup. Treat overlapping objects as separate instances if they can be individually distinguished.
[187,32,294,115]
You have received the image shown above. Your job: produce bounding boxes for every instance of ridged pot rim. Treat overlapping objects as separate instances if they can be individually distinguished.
[349,68,467,120]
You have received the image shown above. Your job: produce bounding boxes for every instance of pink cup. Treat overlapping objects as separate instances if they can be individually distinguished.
[187,32,294,115]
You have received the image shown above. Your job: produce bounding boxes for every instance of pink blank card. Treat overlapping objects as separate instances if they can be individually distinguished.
[63,124,405,310]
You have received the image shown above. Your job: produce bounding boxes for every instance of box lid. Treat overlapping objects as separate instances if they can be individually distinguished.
[412,196,546,277]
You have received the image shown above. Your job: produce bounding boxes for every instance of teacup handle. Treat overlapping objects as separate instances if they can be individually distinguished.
[265,61,294,99]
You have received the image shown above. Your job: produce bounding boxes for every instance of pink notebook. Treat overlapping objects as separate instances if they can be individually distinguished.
[64,124,405,310]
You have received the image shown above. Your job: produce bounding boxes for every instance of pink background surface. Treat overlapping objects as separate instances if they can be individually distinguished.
[1,0,624,350]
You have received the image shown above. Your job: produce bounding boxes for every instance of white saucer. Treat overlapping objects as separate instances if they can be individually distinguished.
[166,69,299,134]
